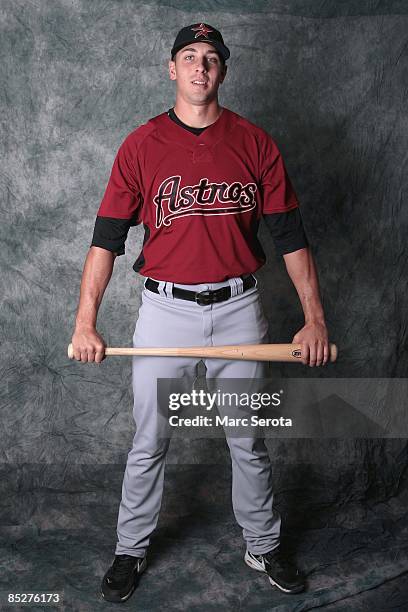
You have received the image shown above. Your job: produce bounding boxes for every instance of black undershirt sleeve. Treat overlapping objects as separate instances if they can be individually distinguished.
[90,216,137,256]
[263,208,309,256]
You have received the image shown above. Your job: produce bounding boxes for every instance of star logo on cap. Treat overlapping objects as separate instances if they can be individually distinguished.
[191,23,213,39]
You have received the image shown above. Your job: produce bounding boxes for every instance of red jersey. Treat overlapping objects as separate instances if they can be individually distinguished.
[93,107,300,283]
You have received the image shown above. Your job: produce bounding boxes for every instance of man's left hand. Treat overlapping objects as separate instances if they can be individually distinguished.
[292,320,329,366]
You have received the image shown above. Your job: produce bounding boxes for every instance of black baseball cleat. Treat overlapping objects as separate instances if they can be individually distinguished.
[101,554,147,603]
[245,547,306,594]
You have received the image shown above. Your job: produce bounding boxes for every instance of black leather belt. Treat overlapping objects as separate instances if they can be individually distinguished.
[145,275,256,306]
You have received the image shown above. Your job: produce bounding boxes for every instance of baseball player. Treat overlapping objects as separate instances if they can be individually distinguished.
[71,23,329,603]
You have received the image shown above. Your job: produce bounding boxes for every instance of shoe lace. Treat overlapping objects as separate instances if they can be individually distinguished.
[265,550,297,574]
[111,555,139,580]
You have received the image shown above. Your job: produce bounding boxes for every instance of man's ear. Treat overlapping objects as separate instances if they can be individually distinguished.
[220,64,227,83]
[169,58,177,81]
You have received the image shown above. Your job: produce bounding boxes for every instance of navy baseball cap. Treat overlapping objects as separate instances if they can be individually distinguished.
[171,22,230,62]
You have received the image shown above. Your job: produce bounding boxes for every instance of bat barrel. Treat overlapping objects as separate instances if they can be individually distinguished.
[329,343,338,362]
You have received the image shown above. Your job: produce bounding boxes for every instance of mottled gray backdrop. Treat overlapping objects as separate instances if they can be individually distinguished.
[1,2,407,610]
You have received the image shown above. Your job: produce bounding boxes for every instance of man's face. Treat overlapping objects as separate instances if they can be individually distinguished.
[168,42,227,105]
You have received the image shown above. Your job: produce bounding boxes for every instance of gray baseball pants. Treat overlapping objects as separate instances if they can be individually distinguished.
[115,275,281,557]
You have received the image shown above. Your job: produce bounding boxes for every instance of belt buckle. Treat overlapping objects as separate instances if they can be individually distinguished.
[195,289,214,306]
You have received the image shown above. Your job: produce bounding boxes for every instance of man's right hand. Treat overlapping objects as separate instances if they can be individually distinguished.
[71,327,107,363]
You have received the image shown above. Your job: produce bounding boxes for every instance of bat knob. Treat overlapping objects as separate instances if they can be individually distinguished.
[67,343,74,359]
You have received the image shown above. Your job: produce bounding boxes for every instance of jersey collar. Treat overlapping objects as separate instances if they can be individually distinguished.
[153,106,236,149]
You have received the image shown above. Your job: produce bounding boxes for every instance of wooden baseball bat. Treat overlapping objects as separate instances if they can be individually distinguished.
[67,343,338,363]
